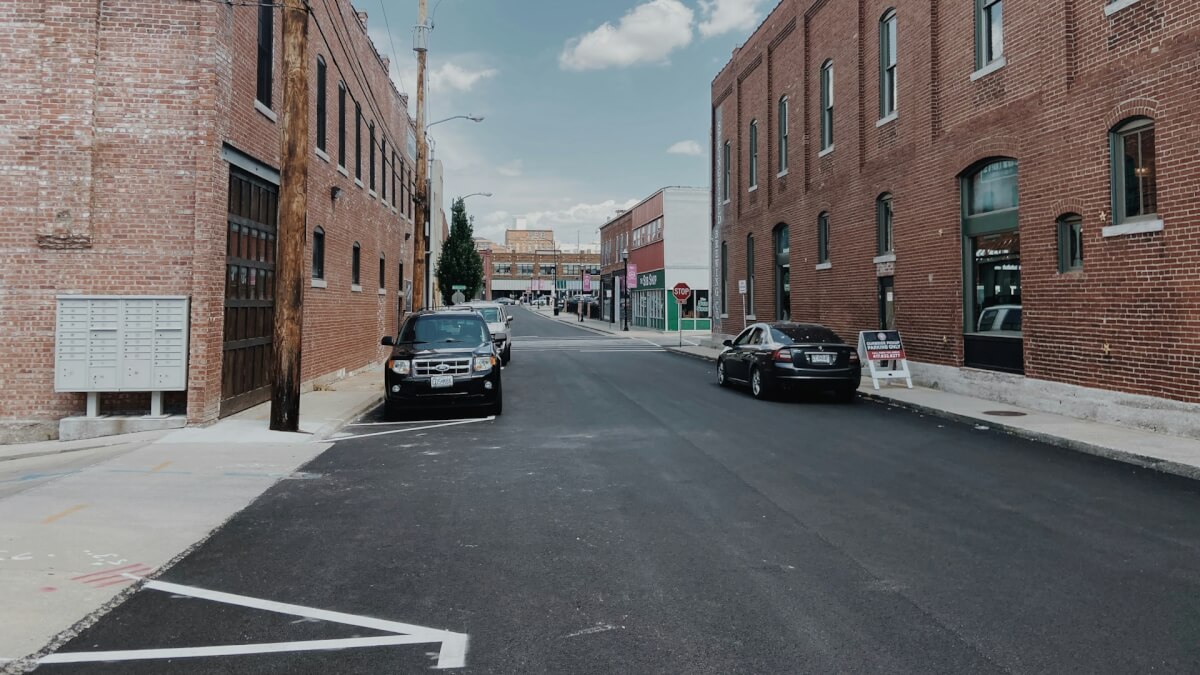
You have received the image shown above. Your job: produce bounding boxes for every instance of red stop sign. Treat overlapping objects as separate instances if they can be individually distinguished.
[672,283,692,303]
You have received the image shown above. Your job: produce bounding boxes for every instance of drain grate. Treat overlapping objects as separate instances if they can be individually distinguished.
[982,410,1027,417]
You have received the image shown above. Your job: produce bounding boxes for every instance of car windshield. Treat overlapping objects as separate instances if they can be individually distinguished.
[399,316,489,345]
[477,308,502,322]
[770,324,843,345]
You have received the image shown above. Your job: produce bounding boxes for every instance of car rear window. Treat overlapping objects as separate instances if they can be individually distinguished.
[477,307,501,322]
[770,324,843,344]
[400,316,489,345]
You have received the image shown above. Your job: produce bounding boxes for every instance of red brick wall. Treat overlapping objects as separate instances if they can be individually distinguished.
[712,0,1200,403]
[0,0,415,436]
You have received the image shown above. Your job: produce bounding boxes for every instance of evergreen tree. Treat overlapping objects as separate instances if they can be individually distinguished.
[435,197,484,305]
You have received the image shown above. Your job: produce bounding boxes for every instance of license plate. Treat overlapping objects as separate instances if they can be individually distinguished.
[430,375,454,388]
[808,353,836,365]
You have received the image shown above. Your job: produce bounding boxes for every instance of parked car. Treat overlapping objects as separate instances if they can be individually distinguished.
[717,322,860,402]
[495,297,516,306]
[465,301,513,365]
[380,310,502,418]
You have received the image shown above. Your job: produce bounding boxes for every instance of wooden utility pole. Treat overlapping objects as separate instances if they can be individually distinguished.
[271,0,309,431]
[410,0,429,310]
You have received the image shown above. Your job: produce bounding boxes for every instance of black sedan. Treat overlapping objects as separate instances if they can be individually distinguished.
[717,322,861,401]
[381,310,502,418]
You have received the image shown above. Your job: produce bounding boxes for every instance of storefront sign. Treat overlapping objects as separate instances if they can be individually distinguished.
[857,330,912,390]
[583,273,591,292]
[627,264,638,289]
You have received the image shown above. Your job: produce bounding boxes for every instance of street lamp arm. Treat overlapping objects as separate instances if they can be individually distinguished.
[427,114,484,128]
[462,192,493,200]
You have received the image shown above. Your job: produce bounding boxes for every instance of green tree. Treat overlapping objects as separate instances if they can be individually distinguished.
[435,197,484,305]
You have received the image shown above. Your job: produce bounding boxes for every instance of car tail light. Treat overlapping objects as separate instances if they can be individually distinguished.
[848,351,860,363]
[773,348,792,363]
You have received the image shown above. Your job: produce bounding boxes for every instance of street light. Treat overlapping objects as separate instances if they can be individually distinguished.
[462,192,493,200]
[427,114,484,129]
[621,247,629,332]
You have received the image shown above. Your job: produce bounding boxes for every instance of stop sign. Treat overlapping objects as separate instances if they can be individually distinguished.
[672,282,692,303]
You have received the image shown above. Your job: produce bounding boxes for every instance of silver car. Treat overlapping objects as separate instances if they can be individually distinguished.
[465,302,513,365]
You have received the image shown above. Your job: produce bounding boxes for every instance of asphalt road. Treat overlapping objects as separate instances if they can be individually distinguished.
[36,306,1200,673]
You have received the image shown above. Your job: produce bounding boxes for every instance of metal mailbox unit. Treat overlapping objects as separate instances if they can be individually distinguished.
[55,296,190,417]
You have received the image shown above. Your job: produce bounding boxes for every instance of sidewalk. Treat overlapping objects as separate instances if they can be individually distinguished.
[0,368,383,670]
[529,306,711,346]
[666,344,1200,481]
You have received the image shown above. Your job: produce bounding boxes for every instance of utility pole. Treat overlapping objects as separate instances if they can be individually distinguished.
[271,0,309,431]
[410,0,429,311]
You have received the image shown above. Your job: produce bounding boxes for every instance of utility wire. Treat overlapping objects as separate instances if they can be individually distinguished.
[378,0,407,98]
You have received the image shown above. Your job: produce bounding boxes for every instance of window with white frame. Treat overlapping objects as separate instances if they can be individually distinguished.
[820,61,834,151]
[880,10,897,118]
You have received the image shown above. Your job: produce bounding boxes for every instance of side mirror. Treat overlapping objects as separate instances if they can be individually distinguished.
[723,339,733,347]
[381,336,394,346]
[506,316,514,324]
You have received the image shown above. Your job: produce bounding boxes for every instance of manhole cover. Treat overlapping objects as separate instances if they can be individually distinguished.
[982,410,1027,417]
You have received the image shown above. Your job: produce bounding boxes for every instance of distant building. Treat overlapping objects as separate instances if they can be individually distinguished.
[599,187,711,331]
[486,230,600,300]
[504,229,556,254]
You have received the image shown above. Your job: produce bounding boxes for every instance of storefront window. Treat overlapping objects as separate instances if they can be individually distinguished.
[970,231,1021,335]
[967,159,1017,215]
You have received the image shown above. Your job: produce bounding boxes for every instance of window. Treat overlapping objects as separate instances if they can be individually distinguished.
[337,82,346,167]
[722,141,731,202]
[391,152,398,206]
[351,242,361,286]
[961,159,1022,372]
[877,193,894,255]
[379,254,386,289]
[494,262,511,275]
[368,122,376,191]
[774,224,790,320]
[354,102,362,181]
[778,97,789,173]
[720,240,728,316]
[312,227,325,279]
[540,263,555,276]
[817,212,830,263]
[1057,215,1083,272]
[746,234,755,313]
[879,10,897,118]
[976,0,1004,69]
[1111,118,1157,223]
[381,140,387,200]
[820,60,834,151]
[748,120,758,188]
[316,57,326,152]
[517,263,533,276]
[256,2,273,108]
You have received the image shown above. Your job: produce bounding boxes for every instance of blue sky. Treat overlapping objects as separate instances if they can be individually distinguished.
[362,0,771,244]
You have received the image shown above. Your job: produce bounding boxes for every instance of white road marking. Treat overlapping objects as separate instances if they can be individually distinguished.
[335,417,494,441]
[578,349,665,353]
[563,624,619,639]
[349,417,481,427]
[30,575,469,669]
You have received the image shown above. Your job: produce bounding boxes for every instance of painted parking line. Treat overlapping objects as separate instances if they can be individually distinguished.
[26,575,468,669]
[334,417,494,441]
[349,417,485,427]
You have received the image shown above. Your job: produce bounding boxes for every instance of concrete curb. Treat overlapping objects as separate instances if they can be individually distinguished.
[311,391,384,442]
[661,346,1200,482]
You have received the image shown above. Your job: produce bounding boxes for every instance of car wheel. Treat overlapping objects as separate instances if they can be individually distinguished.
[502,346,511,365]
[383,396,402,420]
[717,360,728,387]
[836,384,858,403]
[485,389,503,417]
[750,367,772,400]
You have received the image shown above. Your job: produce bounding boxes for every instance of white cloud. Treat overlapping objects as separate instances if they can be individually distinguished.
[497,159,524,177]
[432,63,498,93]
[559,0,694,71]
[667,140,703,156]
[698,0,768,38]
[473,199,640,243]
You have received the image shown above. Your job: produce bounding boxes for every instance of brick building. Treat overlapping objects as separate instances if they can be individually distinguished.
[711,0,1200,428]
[598,187,711,331]
[0,0,417,441]
[482,231,600,300]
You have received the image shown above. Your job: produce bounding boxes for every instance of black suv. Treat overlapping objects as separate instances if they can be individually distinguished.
[381,310,502,418]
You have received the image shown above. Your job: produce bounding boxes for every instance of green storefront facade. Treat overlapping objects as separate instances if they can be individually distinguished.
[630,268,712,332]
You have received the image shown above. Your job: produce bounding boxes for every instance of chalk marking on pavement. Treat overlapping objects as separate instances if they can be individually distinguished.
[563,624,619,639]
[335,417,494,441]
[42,504,88,524]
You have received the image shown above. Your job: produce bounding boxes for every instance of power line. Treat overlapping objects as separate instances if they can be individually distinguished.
[378,0,407,98]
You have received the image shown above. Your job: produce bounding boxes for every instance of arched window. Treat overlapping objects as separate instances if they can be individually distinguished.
[379,253,386,290]
[820,60,834,151]
[351,242,361,287]
[1057,214,1083,272]
[1110,117,1157,225]
[316,56,327,152]
[877,193,893,255]
[961,159,1021,372]
[311,227,325,280]
[748,120,759,188]
[774,224,790,320]
[879,9,897,118]
[778,97,789,173]
[337,82,347,167]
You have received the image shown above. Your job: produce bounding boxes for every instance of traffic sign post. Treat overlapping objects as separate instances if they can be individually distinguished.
[672,283,691,347]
